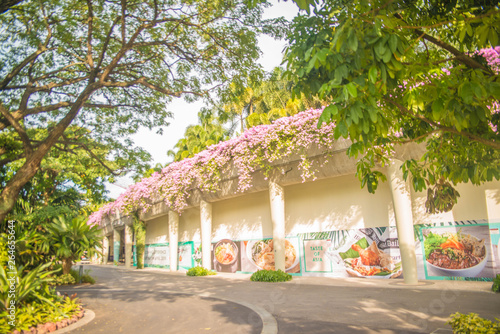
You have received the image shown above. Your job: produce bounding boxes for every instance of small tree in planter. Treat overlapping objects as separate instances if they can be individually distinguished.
[44,216,102,274]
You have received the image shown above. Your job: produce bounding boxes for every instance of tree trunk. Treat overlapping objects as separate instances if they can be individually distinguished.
[0,84,98,223]
[62,258,74,275]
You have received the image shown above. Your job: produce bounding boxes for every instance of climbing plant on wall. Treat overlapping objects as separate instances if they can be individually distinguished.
[89,108,336,225]
[132,213,146,269]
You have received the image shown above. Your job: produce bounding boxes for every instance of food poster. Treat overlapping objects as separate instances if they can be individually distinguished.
[144,243,170,268]
[177,242,195,270]
[211,239,241,273]
[316,227,403,278]
[240,237,302,274]
[192,242,202,267]
[490,222,500,274]
[419,223,495,280]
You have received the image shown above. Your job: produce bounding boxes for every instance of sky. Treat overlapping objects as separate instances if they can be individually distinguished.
[107,1,300,196]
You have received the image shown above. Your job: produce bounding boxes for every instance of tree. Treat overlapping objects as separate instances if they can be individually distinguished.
[0,0,285,222]
[2,123,152,227]
[43,216,102,274]
[167,116,228,161]
[284,0,500,213]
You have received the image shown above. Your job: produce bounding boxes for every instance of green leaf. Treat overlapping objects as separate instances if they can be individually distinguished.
[459,82,474,103]
[348,34,358,52]
[346,82,357,97]
[388,35,398,53]
[431,99,444,120]
[368,66,378,83]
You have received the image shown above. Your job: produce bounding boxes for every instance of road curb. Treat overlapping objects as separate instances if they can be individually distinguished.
[57,288,277,334]
[53,309,95,333]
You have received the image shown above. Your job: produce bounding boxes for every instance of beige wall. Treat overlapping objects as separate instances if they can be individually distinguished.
[212,191,273,241]
[145,216,168,244]
[143,177,500,243]
[411,179,500,224]
[179,207,201,242]
[285,174,396,235]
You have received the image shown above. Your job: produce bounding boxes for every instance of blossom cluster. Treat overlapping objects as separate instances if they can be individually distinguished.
[88,108,336,225]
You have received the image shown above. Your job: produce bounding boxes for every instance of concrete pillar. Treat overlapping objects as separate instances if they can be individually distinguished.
[169,210,179,272]
[113,228,120,265]
[124,225,133,268]
[102,235,109,265]
[388,159,419,284]
[269,180,286,272]
[200,200,212,270]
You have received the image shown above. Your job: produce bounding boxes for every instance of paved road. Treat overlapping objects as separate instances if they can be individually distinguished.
[57,265,499,333]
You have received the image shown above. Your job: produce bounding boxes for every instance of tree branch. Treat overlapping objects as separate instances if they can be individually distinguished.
[0,102,33,154]
[383,97,500,150]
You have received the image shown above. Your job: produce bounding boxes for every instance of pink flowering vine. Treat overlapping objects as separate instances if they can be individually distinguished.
[88,108,335,225]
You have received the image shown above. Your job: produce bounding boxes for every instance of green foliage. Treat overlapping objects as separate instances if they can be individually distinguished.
[133,215,146,269]
[0,263,58,312]
[50,264,95,285]
[449,312,500,333]
[250,269,292,282]
[43,216,102,274]
[492,274,500,293]
[0,297,82,333]
[285,0,500,213]
[81,274,95,284]
[186,267,216,276]
[167,118,229,162]
[0,0,286,220]
[50,274,76,286]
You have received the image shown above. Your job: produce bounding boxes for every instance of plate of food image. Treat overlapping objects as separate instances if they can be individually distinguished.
[246,238,299,272]
[338,238,402,278]
[423,231,487,277]
[214,239,238,266]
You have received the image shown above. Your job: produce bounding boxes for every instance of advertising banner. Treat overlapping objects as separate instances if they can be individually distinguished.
[417,221,496,280]
[210,237,302,274]
[144,243,170,268]
[298,227,402,278]
[177,241,195,270]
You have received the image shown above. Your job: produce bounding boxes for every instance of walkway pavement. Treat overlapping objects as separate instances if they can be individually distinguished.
[57,265,499,334]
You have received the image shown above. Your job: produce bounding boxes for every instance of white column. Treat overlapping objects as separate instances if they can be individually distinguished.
[388,159,419,284]
[124,225,133,268]
[102,235,109,265]
[169,210,179,272]
[113,228,120,265]
[269,180,286,272]
[200,200,212,270]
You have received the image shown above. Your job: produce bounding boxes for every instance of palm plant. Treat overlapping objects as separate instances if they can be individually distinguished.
[43,216,102,274]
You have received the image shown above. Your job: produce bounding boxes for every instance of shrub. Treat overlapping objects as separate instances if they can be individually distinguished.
[250,269,292,282]
[52,266,95,284]
[50,274,76,286]
[0,296,82,333]
[449,312,500,333]
[0,263,57,311]
[492,274,500,293]
[81,274,95,284]
[186,267,216,276]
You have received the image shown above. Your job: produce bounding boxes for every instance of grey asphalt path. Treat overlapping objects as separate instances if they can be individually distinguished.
[57,265,499,334]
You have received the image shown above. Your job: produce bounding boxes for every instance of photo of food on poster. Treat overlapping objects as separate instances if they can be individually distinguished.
[240,237,301,274]
[322,227,402,278]
[420,224,494,279]
[211,239,241,273]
